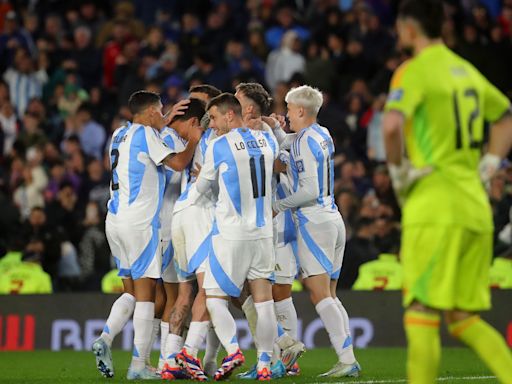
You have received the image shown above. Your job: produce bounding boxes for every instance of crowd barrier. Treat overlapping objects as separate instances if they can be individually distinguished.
[1,291,511,351]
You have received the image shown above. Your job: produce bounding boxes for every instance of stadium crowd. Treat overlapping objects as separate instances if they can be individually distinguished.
[0,0,511,293]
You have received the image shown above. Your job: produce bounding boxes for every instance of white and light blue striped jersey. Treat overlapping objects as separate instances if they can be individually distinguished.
[159,127,187,240]
[106,122,172,229]
[174,127,217,213]
[200,127,278,240]
[289,123,339,225]
[274,171,297,247]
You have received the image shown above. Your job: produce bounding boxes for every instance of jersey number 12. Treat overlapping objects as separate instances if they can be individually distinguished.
[453,88,481,150]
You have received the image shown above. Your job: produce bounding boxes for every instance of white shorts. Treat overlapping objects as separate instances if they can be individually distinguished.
[274,241,298,285]
[203,230,275,297]
[296,217,345,279]
[106,220,162,280]
[172,206,214,282]
[161,239,179,283]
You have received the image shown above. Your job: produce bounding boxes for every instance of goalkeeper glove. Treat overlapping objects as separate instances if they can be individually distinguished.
[388,159,433,206]
[478,153,500,186]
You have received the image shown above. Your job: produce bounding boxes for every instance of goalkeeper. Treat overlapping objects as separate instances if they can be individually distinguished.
[383,1,512,383]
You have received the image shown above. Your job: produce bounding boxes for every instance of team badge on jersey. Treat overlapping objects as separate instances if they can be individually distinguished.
[295,160,305,173]
[388,88,403,102]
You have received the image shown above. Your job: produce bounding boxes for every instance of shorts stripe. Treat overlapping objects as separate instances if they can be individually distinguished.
[188,232,212,273]
[131,226,159,280]
[331,268,341,280]
[299,224,333,274]
[161,242,173,272]
[114,257,131,277]
[209,242,241,297]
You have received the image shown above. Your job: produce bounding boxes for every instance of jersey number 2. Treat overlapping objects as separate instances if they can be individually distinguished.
[249,155,266,198]
[453,88,481,150]
[110,149,120,191]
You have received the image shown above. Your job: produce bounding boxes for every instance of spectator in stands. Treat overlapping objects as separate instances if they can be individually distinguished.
[0,11,32,72]
[69,103,105,160]
[265,30,305,91]
[0,244,53,294]
[20,206,62,279]
[0,100,18,156]
[79,201,110,291]
[339,216,379,289]
[265,4,310,50]
[3,48,48,116]
[69,25,101,90]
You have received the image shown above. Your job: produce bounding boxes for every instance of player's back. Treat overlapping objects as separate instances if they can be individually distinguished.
[106,122,168,229]
[386,44,510,231]
[289,124,339,225]
[159,127,186,238]
[174,128,217,213]
[209,127,277,240]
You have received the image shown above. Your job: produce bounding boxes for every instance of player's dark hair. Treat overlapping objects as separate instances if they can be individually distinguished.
[235,82,273,115]
[128,91,161,116]
[398,0,443,39]
[170,98,206,124]
[207,93,242,117]
[189,84,222,99]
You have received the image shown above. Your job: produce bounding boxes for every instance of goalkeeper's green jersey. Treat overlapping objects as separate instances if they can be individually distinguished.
[384,44,510,231]
[489,257,512,289]
[0,262,52,294]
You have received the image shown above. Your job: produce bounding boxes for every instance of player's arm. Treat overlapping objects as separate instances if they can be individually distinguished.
[479,78,512,183]
[162,138,199,171]
[383,63,431,204]
[273,136,319,213]
[195,139,218,195]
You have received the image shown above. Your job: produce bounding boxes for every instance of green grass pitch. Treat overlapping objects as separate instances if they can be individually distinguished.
[0,348,498,383]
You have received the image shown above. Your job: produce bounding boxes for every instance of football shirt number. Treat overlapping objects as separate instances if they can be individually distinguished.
[453,88,481,150]
[110,148,120,191]
[249,155,266,198]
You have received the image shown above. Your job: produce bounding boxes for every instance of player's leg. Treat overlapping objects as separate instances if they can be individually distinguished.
[176,272,211,381]
[128,276,159,379]
[126,227,162,380]
[93,223,133,378]
[401,226,456,384]
[329,218,357,367]
[298,219,358,377]
[204,234,248,380]
[146,281,165,369]
[445,230,512,383]
[93,277,134,378]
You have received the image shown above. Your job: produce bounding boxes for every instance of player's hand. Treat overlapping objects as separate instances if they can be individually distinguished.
[188,125,203,143]
[261,115,278,130]
[191,163,202,178]
[246,115,263,130]
[478,153,500,187]
[388,159,433,206]
[164,99,190,126]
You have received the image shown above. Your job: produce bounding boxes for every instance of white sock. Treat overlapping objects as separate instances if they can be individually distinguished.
[164,333,183,367]
[316,297,355,364]
[206,298,239,355]
[204,323,221,365]
[335,297,351,336]
[101,293,135,347]
[159,321,169,369]
[275,297,298,340]
[241,295,259,350]
[145,318,160,365]
[254,300,277,371]
[184,321,210,357]
[271,342,281,365]
[131,302,155,370]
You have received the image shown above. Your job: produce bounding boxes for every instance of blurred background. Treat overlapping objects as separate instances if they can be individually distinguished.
[0,0,511,294]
